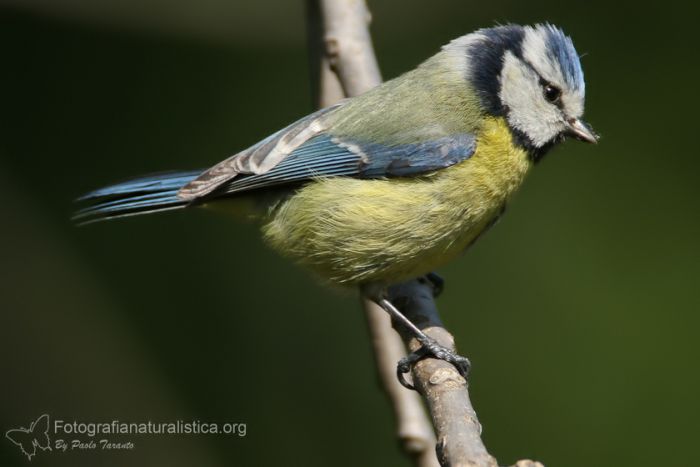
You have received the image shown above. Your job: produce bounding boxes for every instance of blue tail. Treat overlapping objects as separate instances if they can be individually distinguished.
[73,170,203,225]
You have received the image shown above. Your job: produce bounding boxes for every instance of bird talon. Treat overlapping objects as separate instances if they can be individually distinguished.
[396,361,415,390]
[396,337,471,390]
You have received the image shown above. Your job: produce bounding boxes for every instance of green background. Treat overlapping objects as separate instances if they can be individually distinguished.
[1,1,698,466]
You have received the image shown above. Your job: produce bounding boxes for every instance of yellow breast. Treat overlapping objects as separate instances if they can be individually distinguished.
[263,117,531,286]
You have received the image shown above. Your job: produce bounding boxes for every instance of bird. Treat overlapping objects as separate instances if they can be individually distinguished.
[74,23,597,388]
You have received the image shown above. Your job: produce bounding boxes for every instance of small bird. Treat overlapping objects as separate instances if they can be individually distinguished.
[75,24,597,387]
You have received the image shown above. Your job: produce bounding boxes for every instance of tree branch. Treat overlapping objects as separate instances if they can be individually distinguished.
[388,280,498,466]
[306,2,543,466]
[310,0,382,97]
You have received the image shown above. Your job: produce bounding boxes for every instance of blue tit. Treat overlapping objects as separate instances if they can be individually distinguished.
[75,24,596,384]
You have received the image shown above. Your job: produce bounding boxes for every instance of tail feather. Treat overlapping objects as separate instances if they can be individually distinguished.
[74,170,203,225]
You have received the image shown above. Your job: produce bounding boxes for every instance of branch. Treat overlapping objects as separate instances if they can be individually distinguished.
[388,280,495,466]
[310,0,382,97]
[307,2,543,466]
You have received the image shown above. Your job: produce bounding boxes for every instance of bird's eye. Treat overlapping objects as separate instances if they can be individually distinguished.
[543,83,561,103]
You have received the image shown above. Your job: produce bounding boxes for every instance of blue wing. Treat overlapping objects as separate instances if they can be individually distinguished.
[211,133,477,196]
[177,102,477,201]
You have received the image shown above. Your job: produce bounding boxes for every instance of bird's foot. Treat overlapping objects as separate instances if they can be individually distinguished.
[396,336,471,390]
[420,272,444,298]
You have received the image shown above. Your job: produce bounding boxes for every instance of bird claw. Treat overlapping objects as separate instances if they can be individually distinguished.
[396,337,471,390]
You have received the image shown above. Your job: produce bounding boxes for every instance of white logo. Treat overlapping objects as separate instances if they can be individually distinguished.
[5,414,52,461]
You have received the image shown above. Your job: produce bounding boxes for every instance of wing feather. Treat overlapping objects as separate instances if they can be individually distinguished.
[177,103,344,201]
[213,133,477,196]
[178,101,477,202]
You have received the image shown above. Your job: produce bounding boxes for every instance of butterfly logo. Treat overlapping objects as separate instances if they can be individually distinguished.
[5,414,52,461]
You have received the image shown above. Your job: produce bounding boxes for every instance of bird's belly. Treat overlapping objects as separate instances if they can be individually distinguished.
[262,118,531,286]
[263,178,502,285]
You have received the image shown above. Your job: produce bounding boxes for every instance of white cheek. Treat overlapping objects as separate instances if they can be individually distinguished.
[499,52,563,147]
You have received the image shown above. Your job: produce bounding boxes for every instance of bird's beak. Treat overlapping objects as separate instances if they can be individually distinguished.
[566,118,598,144]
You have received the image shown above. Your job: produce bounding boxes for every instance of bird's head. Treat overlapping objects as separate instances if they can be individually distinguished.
[451,24,597,161]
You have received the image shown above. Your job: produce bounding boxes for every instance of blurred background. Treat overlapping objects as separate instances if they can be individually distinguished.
[1,1,698,466]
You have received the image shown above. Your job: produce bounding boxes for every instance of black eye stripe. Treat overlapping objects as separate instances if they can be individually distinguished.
[519,59,564,106]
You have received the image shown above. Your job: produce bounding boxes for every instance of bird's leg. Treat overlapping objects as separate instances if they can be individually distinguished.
[372,293,471,390]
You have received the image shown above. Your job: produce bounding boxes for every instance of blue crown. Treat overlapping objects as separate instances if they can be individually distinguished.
[540,24,585,93]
